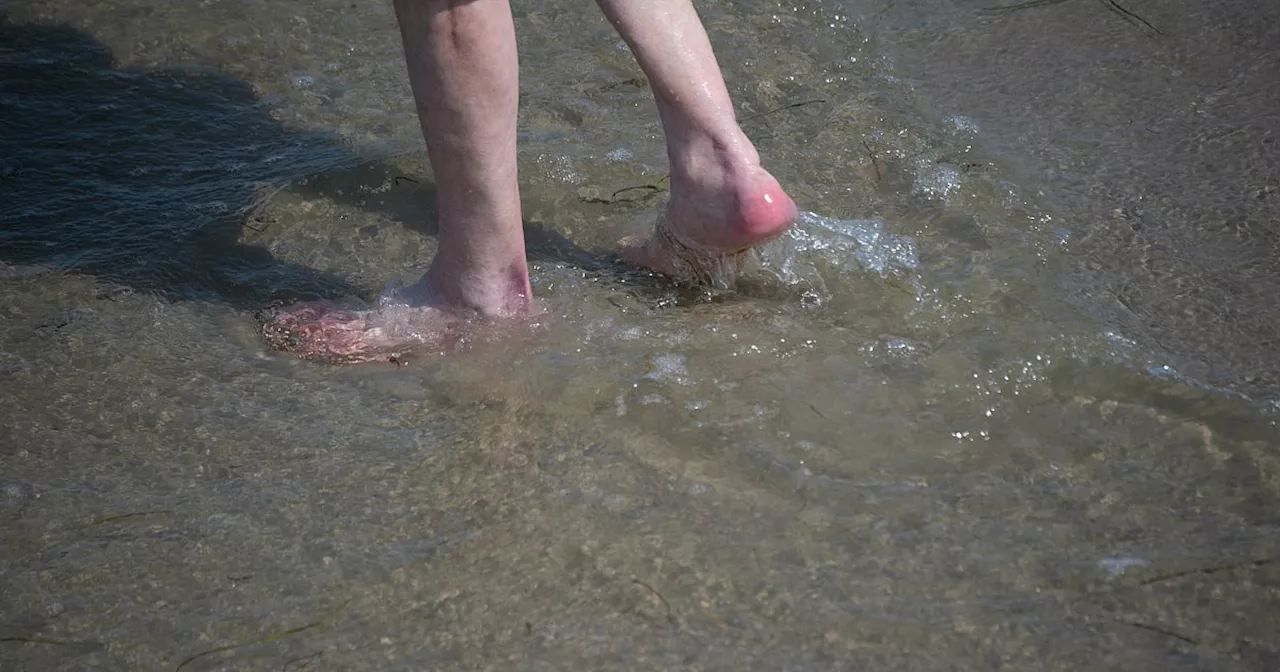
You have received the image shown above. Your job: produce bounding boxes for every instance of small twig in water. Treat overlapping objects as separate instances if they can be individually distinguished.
[1115,620,1198,645]
[578,180,668,205]
[611,184,665,200]
[600,77,649,92]
[875,1,900,23]
[1099,0,1163,35]
[862,140,882,183]
[981,0,1162,35]
[631,578,678,627]
[175,601,348,671]
[281,651,323,671]
[1139,557,1275,586]
[981,0,1071,14]
[739,99,827,125]
[245,216,274,233]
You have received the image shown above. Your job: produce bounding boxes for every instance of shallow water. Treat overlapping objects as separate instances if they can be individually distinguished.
[2,0,1279,670]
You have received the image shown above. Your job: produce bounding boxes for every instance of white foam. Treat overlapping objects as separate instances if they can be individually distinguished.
[914,162,961,199]
[758,211,919,291]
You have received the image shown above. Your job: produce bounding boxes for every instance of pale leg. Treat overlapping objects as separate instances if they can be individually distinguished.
[261,0,797,362]
[260,0,532,363]
[595,0,798,280]
[395,0,531,316]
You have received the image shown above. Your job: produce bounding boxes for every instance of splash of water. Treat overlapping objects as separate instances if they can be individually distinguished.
[755,211,919,300]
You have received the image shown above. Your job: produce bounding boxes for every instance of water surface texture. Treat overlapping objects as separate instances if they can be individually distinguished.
[2,1,1279,670]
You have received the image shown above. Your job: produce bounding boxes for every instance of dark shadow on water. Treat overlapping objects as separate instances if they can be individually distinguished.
[284,157,653,283]
[0,16,702,318]
[0,17,365,309]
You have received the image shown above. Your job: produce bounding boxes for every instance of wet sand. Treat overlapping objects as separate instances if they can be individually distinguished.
[2,1,1279,670]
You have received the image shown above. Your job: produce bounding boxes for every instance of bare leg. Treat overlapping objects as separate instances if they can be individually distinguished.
[261,0,796,362]
[397,0,531,315]
[260,0,530,363]
[596,0,798,283]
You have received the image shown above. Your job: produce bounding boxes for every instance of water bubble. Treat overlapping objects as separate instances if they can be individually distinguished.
[1098,556,1148,576]
[914,162,960,199]
[644,353,690,385]
[535,153,584,184]
[756,212,919,305]
[792,211,918,274]
[948,115,980,134]
[616,326,644,341]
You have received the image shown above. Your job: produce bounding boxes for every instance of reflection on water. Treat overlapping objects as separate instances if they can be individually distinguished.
[2,1,1279,670]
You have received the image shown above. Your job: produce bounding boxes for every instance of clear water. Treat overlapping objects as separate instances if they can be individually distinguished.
[2,1,1278,670]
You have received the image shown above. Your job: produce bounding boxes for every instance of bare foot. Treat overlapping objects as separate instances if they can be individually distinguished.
[619,148,798,287]
[259,270,532,364]
[258,297,464,364]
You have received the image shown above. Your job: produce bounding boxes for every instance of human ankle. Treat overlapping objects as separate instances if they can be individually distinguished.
[665,125,760,179]
[420,256,530,317]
